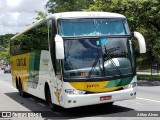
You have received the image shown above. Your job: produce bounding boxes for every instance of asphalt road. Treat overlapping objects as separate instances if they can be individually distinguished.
[0,70,160,120]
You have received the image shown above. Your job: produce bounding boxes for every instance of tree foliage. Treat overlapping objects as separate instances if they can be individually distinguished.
[35,11,47,20]
[46,0,94,13]
[0,34,14,62]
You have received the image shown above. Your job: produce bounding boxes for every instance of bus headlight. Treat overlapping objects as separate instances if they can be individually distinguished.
[65,89,86,94]
[123,82,137,89]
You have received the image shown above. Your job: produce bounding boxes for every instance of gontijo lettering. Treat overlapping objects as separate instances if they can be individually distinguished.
[16,58,26,66]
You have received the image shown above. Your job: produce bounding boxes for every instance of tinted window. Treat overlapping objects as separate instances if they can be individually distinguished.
[59,19,129,37]
[10,21,48,56]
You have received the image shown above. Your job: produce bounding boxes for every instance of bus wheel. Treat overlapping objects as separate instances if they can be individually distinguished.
[45,86,58,111]
[19,81,26,97]
[16,78,19,90]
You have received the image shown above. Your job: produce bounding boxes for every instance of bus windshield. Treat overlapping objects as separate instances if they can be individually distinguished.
[59,18,130,37]
[59,18,134,81]
[63,37,135,80]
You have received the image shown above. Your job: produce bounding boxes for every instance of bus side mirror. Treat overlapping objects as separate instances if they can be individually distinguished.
[134,31,146,53]
[55,35,64,59]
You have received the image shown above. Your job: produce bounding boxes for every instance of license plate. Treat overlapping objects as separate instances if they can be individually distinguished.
[100,95,112,101]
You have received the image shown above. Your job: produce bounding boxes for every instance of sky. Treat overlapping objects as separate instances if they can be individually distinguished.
[0,0,48,35]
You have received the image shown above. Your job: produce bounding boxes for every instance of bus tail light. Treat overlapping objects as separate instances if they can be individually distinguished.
[65,89,86,94]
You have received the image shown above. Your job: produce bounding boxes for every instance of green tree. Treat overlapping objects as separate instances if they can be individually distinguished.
[46,0,94,13]
[35,11,47,20]
[0,34,14,62]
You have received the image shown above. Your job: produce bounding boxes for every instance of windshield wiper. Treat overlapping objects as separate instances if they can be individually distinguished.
[104,46,123,77]
[88,46,103,78]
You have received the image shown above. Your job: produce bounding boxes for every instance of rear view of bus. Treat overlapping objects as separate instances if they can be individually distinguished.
[55,12,146,108]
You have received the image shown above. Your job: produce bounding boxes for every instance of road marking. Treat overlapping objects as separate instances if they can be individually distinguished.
[127,100,145,105]
[137,97,160,103]
[0,80,10,87]
[0,80,17,91]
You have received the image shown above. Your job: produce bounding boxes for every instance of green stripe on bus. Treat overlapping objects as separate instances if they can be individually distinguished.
[28,51,41,89]
[104,77,133,88]
[29,51,41,71]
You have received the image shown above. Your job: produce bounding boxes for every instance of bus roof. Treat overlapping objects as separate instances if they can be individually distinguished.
[11,12,126,40]
[46,11,126,20]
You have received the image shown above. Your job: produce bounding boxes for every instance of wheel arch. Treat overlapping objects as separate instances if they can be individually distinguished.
[44,82,50,101]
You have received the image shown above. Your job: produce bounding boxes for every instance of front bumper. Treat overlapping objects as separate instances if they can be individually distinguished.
[62,87,137,108]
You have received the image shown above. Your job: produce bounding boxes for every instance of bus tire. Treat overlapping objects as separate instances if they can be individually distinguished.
[19,80,26,98]
[45,84,58,111]
[16,77,19,90]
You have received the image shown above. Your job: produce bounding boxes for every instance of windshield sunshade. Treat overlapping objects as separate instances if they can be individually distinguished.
[59,19,129,37]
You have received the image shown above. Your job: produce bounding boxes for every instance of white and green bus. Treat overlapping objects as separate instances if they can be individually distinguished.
[10,12,146,110]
